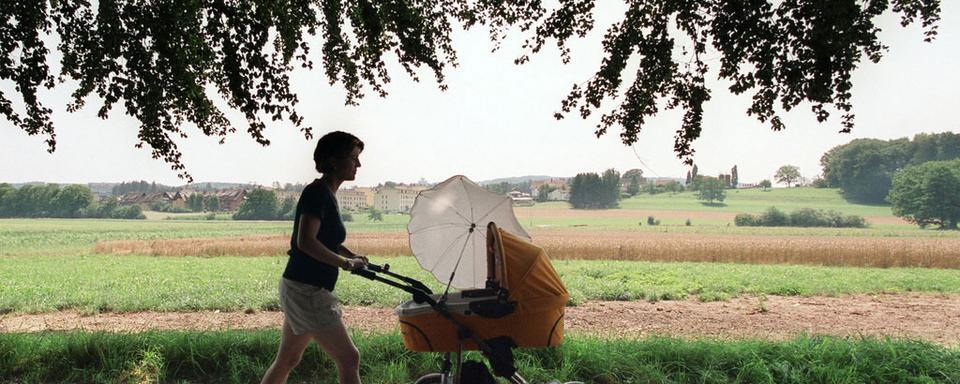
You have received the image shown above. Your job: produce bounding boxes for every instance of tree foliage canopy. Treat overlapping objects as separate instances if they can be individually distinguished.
[2,0,941,180]
[695,176,726,204]
[569,169,620,209]
[775,165,801,187]
[820,132,960,203]
[888,159,960,229]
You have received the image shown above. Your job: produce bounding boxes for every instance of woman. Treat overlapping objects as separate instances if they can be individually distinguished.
[261,131,369,384]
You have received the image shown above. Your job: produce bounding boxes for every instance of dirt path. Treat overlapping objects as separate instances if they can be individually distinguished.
[3,294,958,346]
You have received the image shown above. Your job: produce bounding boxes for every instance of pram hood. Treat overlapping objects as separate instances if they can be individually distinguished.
[488,223,568,312]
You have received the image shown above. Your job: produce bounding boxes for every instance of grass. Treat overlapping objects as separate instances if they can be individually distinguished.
[2,255,959,314]
[0,330,957,383]
[615,187,896,216]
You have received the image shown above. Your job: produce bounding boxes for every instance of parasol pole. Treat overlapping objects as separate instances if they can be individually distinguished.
[440,222,477,301]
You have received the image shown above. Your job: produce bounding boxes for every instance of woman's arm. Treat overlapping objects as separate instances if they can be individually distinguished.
[297,213,365,270]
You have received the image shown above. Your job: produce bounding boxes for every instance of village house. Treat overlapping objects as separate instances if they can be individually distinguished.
[374,185,429,213]
[118,191,177,209]
[529,178,570,201]
[336,187,375,211]
[213,188,249,211]
[507,190,535,206]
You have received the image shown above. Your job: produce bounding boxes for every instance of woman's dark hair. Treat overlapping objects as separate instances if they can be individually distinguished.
[313,131,364,174]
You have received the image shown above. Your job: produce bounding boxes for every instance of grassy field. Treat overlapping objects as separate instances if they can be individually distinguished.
[614,187,895,216]
[1,331,957,383]
[3,255,960,314]
[3,188,960,382]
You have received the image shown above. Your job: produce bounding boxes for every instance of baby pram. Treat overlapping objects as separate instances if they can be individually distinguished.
[352,222,569,384]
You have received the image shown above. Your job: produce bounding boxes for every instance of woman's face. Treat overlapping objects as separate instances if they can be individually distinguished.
[333,146,362,181]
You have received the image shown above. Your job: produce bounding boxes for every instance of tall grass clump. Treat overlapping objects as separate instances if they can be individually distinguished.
[1,331,958,383]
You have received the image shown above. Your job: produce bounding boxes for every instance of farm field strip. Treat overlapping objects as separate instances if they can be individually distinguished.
[4,294,960,347]
[3,255,960,314]
[94,230,960,269]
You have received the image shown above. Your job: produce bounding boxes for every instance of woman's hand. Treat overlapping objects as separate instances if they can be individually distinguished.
[341,257,367,271]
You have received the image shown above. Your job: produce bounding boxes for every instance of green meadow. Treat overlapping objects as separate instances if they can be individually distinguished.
[3,255,959,314]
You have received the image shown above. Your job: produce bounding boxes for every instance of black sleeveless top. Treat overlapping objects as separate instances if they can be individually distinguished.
[282,180,346,290]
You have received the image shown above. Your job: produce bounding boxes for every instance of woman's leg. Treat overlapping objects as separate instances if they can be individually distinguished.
[311,320,362,384]
[261,319,313,384]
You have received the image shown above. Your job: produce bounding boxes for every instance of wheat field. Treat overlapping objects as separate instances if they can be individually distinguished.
[92,230,960,269]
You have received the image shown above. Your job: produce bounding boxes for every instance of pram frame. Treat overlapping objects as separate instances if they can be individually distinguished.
[352,264,527,384]
[352,262,528,384]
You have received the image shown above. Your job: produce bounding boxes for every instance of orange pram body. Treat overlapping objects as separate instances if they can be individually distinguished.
[395,226,569,352]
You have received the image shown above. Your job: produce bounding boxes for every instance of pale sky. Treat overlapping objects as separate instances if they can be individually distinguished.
[2,2,958,187]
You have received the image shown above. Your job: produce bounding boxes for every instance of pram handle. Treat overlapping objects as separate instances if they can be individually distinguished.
[350,263,436,305]
[365,263,434,295]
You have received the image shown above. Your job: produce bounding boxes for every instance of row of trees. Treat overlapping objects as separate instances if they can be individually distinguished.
[569,170,621,209]
[821,132,960,203]
[0,183,144,219]
[111,181,175,195]
[232,189,297,221]
[686,164,742,190]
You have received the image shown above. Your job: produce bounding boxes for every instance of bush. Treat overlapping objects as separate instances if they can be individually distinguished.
[646,216,660,226]
[734,213,757,226]
[760,207,789,227]
[341,212,353,222]
[789,208,829,227]
[735,207,867,228]
[111,205,146,219]
[685,218,691,226]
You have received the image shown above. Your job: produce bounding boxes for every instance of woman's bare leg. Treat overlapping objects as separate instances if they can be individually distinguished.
[261,319,313,384]
[311,320,362,384]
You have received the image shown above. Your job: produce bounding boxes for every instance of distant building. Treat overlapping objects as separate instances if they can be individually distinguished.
[337,187,375,211]
[529,178,570,201]
[374,185,429,213]
[507,190,535,206]
[547,188,570,201]
[213,189,249,211]
[118,191,176,208]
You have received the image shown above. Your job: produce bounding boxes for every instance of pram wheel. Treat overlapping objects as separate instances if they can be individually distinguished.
[414,373,444,384]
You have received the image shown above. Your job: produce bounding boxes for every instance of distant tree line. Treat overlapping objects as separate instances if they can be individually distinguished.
[0,183,144,219]
[569,169,620,209]
[232,189,296,220]
[111,180,175,195]
[735,207,866,228]
[821,132,960,203]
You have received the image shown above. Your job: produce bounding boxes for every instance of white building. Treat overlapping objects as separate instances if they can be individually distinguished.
[336,187,375,211]
[507,191,535,207]
[374,185,429,213]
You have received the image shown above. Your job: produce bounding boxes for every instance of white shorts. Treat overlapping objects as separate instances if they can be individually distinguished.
[278,278,344,335]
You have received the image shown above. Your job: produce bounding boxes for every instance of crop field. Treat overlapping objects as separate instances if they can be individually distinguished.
[94,230,960,268]
[4,187,960,383]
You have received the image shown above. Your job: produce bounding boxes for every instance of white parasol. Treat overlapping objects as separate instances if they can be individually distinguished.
[407,175,531,290]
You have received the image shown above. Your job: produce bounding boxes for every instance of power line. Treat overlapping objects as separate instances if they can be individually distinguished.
[631,145,661,178]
